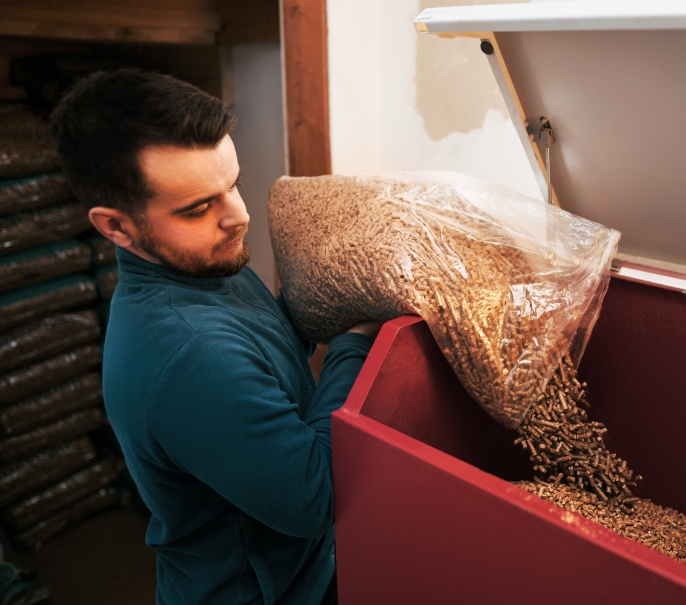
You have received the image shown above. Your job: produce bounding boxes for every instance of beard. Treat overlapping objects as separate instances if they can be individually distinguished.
[135,225,252,279]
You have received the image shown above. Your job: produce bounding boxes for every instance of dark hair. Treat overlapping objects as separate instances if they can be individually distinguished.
[50,67,235,220]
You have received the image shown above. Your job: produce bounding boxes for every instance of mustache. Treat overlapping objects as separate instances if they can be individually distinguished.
[213,226,248,254]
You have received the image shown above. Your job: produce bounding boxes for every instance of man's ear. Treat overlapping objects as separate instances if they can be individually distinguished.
[88,207,139,248]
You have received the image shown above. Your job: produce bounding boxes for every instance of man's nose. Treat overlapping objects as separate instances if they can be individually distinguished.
[217,192,250,231]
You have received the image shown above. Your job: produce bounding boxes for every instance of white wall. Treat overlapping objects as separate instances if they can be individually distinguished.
[327,0,545,200]
[230,43,285,293]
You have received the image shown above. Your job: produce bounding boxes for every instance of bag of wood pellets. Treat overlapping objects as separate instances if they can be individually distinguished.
[95,264,118,300]
[0,107,60,179]
[0,240,92,295]
[0,372,103,437]
[0,310,100,373]
[0,343,102,405]
[87,234,117,266]
[269,172,620,429]
[0,407,103,463]
[13,486,118,553]
[0,171,71,216]
[1,461,116,532]
[0,275,97,332]
[0,200,92,257]
[0,436,96,507]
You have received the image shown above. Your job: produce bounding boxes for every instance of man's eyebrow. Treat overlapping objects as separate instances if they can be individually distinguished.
[169,166,242,216]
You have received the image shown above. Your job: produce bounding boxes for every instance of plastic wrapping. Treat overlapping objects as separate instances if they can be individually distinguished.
[0,343,102,405]
[269,172,620,428]
[95,264,118,300]
[0,407,103,463]
[2,461,116,531]
[0,240,92,294]
[0,171,71,216]
[0,436,96,507]
[0,275,97,333]
[0,372,102,436]
[0,200,92,257]
[0,109,60,179]
[0,310,100,373]
[13,486,118,553]
[88,235,116,266]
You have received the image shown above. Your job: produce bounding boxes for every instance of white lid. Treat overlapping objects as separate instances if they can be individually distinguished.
[415,2,686,268]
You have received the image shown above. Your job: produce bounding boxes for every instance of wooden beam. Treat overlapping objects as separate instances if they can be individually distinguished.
[0,21,216,44]
[218,0,279,45]
[0,2,220,45]
[280,0,331,375]
[0,6,220,31]
[280,0,331,177]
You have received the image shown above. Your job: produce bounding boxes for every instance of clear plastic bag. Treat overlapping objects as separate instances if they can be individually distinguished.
[269,172,620,428]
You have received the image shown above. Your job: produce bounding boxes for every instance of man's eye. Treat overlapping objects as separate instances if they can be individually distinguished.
[229,179,243,192]
[186,203,210,218]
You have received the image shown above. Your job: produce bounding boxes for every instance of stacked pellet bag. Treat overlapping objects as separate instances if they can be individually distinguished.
[88,235,118,331]
[0,106,117,553]
[269,172,686,562]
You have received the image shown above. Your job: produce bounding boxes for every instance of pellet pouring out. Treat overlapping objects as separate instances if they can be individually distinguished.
[269,170,686,565]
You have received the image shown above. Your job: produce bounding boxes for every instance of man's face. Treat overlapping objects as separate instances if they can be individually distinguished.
[132,134,251,278]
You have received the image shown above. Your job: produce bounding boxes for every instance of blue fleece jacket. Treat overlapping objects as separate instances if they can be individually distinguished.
[103,248,371,605]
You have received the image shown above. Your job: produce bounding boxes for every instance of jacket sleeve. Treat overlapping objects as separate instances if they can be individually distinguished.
[149,330,371,539]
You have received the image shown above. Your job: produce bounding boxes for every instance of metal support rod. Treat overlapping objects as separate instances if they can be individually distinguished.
[546,147,551,205]
[539,116,556,205]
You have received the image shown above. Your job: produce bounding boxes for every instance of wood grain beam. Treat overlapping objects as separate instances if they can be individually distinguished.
[0,1,220,45]
[218,0,279,45]
[280,0,331,177]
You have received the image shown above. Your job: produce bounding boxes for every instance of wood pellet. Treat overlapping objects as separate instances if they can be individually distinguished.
[514,354,640,508]
[515,481,686,564]
[512,358,686,564]
[269,175,616,428]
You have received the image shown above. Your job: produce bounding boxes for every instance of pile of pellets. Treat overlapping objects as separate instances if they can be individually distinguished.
[515,482,686,564]
[269,175,616,428]
[514,356,686,563]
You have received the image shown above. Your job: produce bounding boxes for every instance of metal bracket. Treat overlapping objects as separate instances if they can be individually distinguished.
[539,116,556,205]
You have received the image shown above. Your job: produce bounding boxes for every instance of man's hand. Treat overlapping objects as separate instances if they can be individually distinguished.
[347,320,384,341]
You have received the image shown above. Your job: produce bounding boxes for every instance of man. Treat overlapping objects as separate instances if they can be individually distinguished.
[51,68,380,605]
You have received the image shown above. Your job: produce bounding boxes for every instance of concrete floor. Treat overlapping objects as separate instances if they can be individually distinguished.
[17,508,157,605]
